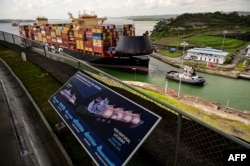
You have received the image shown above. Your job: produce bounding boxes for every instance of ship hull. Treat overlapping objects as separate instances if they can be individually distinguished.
[45,44,150,72]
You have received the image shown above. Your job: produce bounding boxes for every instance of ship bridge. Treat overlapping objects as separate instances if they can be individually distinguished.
[68,12,107,28]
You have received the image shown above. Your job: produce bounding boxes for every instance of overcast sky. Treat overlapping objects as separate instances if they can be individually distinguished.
[0,0,249,19]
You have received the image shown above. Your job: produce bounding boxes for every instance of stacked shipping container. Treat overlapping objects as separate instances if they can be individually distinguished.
[19,22,135,57]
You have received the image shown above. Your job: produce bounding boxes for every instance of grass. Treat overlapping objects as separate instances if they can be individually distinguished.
[154,34,248,54]
[0,46,62,126]
[235,59,250,72]
[188,34,246,51]
[159,49,182,57]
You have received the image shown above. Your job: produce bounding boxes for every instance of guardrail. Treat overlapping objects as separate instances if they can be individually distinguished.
[1,31,249,166]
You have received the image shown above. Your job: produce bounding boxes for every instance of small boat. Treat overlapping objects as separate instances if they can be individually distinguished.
[11,21,19,27]
[166,66,205,85]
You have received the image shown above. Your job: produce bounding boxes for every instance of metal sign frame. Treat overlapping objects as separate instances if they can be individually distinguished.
[49,71,161,166]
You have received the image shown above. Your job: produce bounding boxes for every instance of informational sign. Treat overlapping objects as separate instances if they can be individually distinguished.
[49,71,161,166]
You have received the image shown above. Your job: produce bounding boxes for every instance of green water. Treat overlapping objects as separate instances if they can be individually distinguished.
[98,57,250,111]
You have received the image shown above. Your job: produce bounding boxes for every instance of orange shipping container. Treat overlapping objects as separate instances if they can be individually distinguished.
[85,47,93,52]
[61,33,69,40]
[47,38,52,44]
[84,40,93,48]
[93,45,104,53]
[42,37,47,42]
[76,40,84,50]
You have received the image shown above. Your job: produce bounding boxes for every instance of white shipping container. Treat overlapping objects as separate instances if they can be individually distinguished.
[56,37,62,43]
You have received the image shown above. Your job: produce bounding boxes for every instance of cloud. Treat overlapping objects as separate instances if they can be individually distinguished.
[17,0,54,10]
[0,0,249,19]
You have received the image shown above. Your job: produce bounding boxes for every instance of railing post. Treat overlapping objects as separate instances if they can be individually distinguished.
[43,44,49,72]
[78,61,81,71]
[24,38,27,47]
[11,34,15,44]
[2,32,6,41]
[172,113,182,166]
[0,31,3,41]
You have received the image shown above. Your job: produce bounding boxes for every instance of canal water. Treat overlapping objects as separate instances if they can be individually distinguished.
[98,57,250,111]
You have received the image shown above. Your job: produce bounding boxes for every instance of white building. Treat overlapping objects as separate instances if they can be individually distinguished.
[185,47,228,64]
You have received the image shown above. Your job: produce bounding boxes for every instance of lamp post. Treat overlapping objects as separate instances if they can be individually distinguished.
[176,27,180,51]
[132,68,137,80]
[221,30,228,50]
[165,79,168,95]
[177,41,188,99]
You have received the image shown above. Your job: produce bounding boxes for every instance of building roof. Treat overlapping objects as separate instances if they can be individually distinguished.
[187,47,229,56]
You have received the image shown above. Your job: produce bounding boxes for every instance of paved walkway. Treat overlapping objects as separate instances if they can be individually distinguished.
[0,81,25,165]
[0,59,72,166]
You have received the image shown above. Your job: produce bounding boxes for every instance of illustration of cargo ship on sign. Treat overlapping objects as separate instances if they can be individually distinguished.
[60,89,77,105]
[76,97,143,128]
[19,12,153,72]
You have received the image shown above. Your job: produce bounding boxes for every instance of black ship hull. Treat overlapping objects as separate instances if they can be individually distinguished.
[49,46,150,72]
[40,35,152,72]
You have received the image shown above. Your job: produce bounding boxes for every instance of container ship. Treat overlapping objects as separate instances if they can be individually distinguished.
[18,12,153,72]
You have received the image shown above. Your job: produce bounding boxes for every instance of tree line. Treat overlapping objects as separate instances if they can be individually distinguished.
[150,11,250,39]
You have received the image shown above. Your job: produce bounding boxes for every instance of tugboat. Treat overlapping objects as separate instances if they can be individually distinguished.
[166,66,205,85]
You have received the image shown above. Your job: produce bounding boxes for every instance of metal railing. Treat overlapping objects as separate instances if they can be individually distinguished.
[1,31,249,166]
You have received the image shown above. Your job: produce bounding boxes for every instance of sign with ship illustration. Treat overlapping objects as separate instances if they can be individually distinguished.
[49,71,161,166]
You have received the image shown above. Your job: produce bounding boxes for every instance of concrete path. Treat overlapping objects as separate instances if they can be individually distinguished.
[0,59,72,166]
[0,80,25,165]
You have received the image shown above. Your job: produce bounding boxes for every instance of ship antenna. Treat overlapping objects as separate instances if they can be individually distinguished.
[68,12,73,19]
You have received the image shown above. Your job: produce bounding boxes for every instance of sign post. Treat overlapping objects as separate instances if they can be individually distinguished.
[49,71,161,166]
